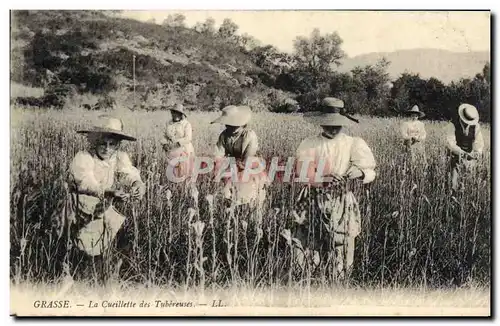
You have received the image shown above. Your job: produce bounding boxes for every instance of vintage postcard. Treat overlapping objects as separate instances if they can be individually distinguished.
[9,9,491,317]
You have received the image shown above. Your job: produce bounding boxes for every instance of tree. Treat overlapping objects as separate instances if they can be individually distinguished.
[173,14,186,28]
[293,28,345,74]
[218,18,239,40]
[482,62,490,85]
[194,17,216,35]
[423,77,447,119]
[163,14,186,28]
[445,63,491,122]
[238,33,261,50]
[390,73,452,120]
[347,58,391,115]
[292,28,346,91]
[390,73,427,111]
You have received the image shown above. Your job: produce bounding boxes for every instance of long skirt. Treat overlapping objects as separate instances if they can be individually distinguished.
[61,192,131,283]
[402,141,427,172]
[449,153,478,191]
[166,143,196,183]
[292,184,362,278]
[216,157,269,208]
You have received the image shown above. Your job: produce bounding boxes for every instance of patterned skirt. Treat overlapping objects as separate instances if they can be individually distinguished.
[292,184,362,252]
[221,168,268,208]
[166,144,196,181]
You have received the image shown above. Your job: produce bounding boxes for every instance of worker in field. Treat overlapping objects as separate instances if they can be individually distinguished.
[446,103,485,191]
[293,97,377,280]
[161,103,196,182]
[62,114,146,282]
[211,104,269,224]
[400,105,427,168]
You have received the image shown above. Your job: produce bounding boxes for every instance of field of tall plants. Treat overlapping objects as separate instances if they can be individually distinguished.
[10,105,491,292]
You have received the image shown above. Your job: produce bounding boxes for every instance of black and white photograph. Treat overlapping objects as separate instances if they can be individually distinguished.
[8,9,491,317]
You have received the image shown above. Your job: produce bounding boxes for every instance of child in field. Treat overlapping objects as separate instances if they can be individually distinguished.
[63,114,146,281]
[400,105,427,167]
[293,97,377,280]
[211,105,268,222]
[161,104,195,182]
[446,103,485,191]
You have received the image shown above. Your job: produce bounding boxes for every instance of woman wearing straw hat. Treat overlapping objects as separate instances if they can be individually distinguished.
[293,97,377,280]
[211,105,269,221]
[161,104,196,181]
[400,105,427,168]
[446,103,485,191]
[63,114,146,281]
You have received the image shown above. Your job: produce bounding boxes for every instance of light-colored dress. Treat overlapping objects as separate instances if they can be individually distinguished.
[162,119,195,180]
[162,118,195,158]
[293,132,377,274]
[295,132,376,237]
[65,150,144,256]
[400,120,427,165]
[214,127,268,208]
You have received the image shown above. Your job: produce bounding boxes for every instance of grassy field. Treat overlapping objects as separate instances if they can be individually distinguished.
[10,106,491,294]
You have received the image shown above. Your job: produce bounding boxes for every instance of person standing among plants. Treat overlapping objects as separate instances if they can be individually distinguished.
[446,103,485,191]
[400,105,427,168]
[211,105,268,221]
[161,104,196,181]
[63,114,146,282]
[293,97,377,280]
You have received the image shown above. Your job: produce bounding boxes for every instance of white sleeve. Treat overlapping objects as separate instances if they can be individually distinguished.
[69,151,105,196]
[116,151,143,187]
[446,123,465,155]
[473,125,485,153]
[416,122,427,141]
[349,137,377,184]
[400,122,411,140]
[295,138,318,180]
[177,121,193,145]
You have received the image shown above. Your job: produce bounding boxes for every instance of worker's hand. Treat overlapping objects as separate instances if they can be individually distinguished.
[114,189,129,201]
[346,167,364,180]
[323,173,345,187]
[461,151,473,160]
[130,181,146,200]
[236,160,247,170]
[469,152,481,160]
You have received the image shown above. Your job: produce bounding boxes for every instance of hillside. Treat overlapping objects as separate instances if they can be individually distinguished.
[10,10,293,111]
[338,49,490,84]
[9,11,490,121]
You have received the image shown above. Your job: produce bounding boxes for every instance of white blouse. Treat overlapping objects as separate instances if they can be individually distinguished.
[400,121,427,142]
[295,132,377,184]
[162,119,195,155]
[164,119,192,144]
[69,150,143,197]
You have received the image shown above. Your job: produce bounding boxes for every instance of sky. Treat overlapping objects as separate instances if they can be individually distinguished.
[120,10,491,58]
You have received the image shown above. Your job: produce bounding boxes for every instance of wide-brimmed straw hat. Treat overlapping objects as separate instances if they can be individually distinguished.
[458,103,479,125]
[404,105,425,118]
[77,115,136,141]
[168,103,187,117]
[211,105,252,126]
[304,97,359,127]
